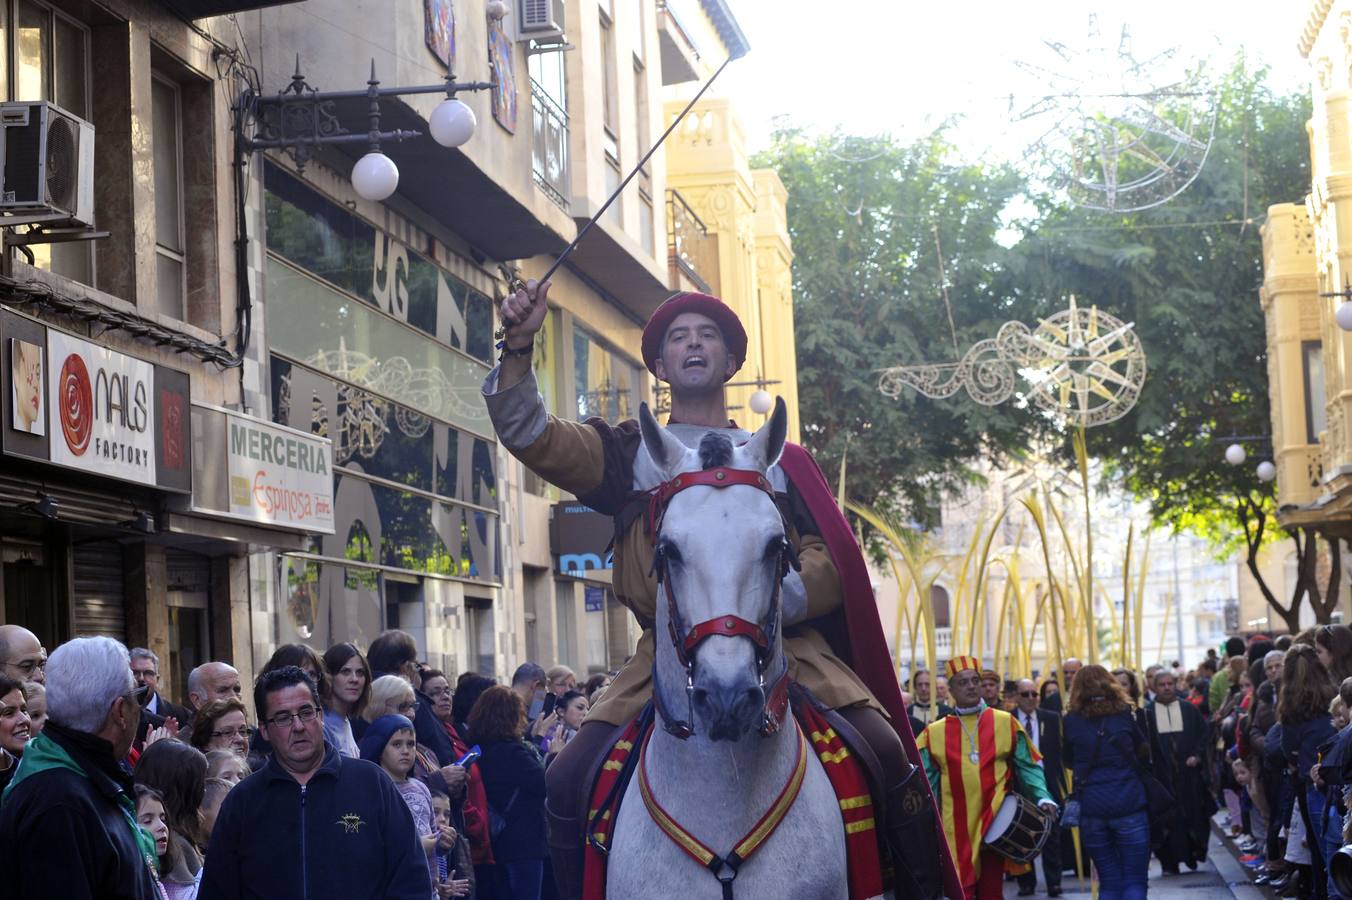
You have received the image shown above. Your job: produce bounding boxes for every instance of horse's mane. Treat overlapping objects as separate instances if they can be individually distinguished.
[698,432,734,469]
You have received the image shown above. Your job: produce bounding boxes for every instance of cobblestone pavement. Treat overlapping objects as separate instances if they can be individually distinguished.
[1003,832,1271,899]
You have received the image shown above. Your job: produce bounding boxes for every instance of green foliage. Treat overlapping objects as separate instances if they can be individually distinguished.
[753,129,1040,526]
[759,58,1309,554]
[1008,58,1309,552]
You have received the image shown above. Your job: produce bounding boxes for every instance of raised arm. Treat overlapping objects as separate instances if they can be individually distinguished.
[484,279,638,509]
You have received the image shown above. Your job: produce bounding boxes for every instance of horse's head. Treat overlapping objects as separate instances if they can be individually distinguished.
[639,398,794,742]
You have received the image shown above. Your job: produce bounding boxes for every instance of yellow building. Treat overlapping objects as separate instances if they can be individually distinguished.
[1256,0,1352,622]
[660,0,800,439]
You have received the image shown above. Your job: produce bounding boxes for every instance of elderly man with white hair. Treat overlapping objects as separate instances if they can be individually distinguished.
[0,636,158,898]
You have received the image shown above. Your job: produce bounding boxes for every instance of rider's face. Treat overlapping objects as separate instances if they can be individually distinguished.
[654,313,735,395]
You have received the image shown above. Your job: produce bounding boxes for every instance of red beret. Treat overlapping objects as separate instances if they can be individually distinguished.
[641,292,748,379]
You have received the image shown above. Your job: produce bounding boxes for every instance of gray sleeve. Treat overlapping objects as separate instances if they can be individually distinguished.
[482,365,549,451]
[782,570,809,626]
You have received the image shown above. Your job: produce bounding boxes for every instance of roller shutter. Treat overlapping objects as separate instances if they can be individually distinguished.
[72,541,126,643]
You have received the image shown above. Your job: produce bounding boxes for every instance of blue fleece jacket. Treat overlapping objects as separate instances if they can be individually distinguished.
[197,745,428,900]
[1063,710,1148,819]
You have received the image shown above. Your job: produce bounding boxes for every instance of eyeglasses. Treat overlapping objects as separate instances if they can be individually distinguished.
[211,726,249,740]
[265,706,320,729]
[6,657,46,677]
[1019,691,1038,698]
[397,700,418,713]
[425,686,452,700]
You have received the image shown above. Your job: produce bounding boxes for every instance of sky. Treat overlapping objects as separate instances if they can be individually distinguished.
[716,0,1312,157]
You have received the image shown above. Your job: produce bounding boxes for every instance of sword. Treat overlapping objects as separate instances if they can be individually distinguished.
[496,54,740,342]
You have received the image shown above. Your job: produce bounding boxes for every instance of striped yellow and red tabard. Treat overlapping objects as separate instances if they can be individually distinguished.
[917,708,1041,887]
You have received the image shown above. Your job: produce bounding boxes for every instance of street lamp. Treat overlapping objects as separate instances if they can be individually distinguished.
[1257,460,1276,483]
[240,57,495,202]
[1225,443,1246,466]
[749,390,773,415]
[1320,281,1352,331]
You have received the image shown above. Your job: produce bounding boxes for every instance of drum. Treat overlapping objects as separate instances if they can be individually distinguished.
[982,793,1050,863]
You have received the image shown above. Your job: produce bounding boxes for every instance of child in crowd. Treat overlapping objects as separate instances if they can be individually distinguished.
[199,777,235,846]
[204,749,249,785]
[134,785,173,900]
[430,789,471,898]
[360,715,439,895]
[21,682,45,738]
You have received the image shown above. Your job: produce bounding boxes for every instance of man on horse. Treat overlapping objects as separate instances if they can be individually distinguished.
[918,657,1059,900]
[486,280,953,898]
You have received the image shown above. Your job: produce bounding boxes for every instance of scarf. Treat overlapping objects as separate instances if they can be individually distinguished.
[1154,700,1184,735]
[3,724,159,871]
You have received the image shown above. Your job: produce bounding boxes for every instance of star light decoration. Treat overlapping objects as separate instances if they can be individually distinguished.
[877,297,1147,428]
[1011,15,1216,212]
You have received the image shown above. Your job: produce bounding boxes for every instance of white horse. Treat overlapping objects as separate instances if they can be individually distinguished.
[605,400,851,900]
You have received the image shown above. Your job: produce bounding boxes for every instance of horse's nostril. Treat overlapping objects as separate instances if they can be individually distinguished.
[744,687,762,708]
[691,688,710,707]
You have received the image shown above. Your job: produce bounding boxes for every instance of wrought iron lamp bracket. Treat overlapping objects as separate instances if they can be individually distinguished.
[239,56,495,170]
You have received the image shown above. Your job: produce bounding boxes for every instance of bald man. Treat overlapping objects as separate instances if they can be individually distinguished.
[0,625,46,684]
[187,661,242,714]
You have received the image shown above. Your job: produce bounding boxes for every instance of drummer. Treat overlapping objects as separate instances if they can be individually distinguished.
[917,656,1060,900]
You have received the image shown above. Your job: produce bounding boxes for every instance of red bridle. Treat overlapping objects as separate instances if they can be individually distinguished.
[649,466,795,740]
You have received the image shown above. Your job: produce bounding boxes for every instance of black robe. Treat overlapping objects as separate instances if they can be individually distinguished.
[1147,698,1214,868]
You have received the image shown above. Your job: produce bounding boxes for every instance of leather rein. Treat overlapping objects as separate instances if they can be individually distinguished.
[647,465,798,741]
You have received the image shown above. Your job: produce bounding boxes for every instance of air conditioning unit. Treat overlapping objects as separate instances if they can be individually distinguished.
[0,101,95,227]
[519,0,566,42]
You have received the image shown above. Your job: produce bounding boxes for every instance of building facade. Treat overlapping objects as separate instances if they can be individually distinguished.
[0,0,799,706]
[1255,0,1352,625]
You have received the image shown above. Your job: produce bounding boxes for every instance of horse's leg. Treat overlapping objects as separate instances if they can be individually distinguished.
[840,705,946,900]
[545,719,618,900]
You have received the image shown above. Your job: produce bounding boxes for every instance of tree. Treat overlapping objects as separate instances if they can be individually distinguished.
[1006,59,1320,625]
[753,129,1042,525]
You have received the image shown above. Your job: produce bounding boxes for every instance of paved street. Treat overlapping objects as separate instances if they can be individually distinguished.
[1004,832,1269,899]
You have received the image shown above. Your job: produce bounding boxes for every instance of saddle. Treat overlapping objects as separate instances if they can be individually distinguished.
[579,684,886,900]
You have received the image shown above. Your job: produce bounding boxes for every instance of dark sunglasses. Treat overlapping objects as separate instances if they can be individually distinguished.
[1018,691,1038,698]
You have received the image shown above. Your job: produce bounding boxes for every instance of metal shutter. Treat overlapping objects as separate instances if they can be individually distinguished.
[72,541,126,643]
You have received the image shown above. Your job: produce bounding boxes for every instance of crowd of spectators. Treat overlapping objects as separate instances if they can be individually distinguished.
[0,622,616,900]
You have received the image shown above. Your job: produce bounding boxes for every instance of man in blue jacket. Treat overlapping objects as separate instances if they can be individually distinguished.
[198,666,429,900]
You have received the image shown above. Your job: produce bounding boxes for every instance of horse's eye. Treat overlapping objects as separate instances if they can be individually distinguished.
[660,541,682,564]
[764,537,786,561]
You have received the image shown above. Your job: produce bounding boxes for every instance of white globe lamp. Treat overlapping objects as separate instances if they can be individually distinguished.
[749,390,773,415]
[1224,443,1246,466]
[1257,461,1277,483]
[430,98,477,148]
[1338,301,1352,332]
[351,151,399,201]
[486,0,509,19]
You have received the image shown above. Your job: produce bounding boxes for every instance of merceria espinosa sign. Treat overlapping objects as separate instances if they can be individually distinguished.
[226,412,334,533]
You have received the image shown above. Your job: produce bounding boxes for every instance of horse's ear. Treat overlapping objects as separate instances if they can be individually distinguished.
[639,401,689,477]
[743,396,788,471]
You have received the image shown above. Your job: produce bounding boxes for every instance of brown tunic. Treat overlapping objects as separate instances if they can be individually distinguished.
[483,369,881,727]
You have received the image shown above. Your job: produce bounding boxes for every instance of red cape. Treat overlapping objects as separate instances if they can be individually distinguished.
[779,443,963,899]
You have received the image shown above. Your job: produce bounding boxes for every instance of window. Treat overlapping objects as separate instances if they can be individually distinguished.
[14,0,90,284]
[599,13,618,160]
[1303,340,1327,444]
[634,56,653,256]
[572,325,639,422]
[152,74,185,320]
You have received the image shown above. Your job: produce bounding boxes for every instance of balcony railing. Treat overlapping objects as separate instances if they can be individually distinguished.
[667,189,716,293]
[531,78,569,211]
